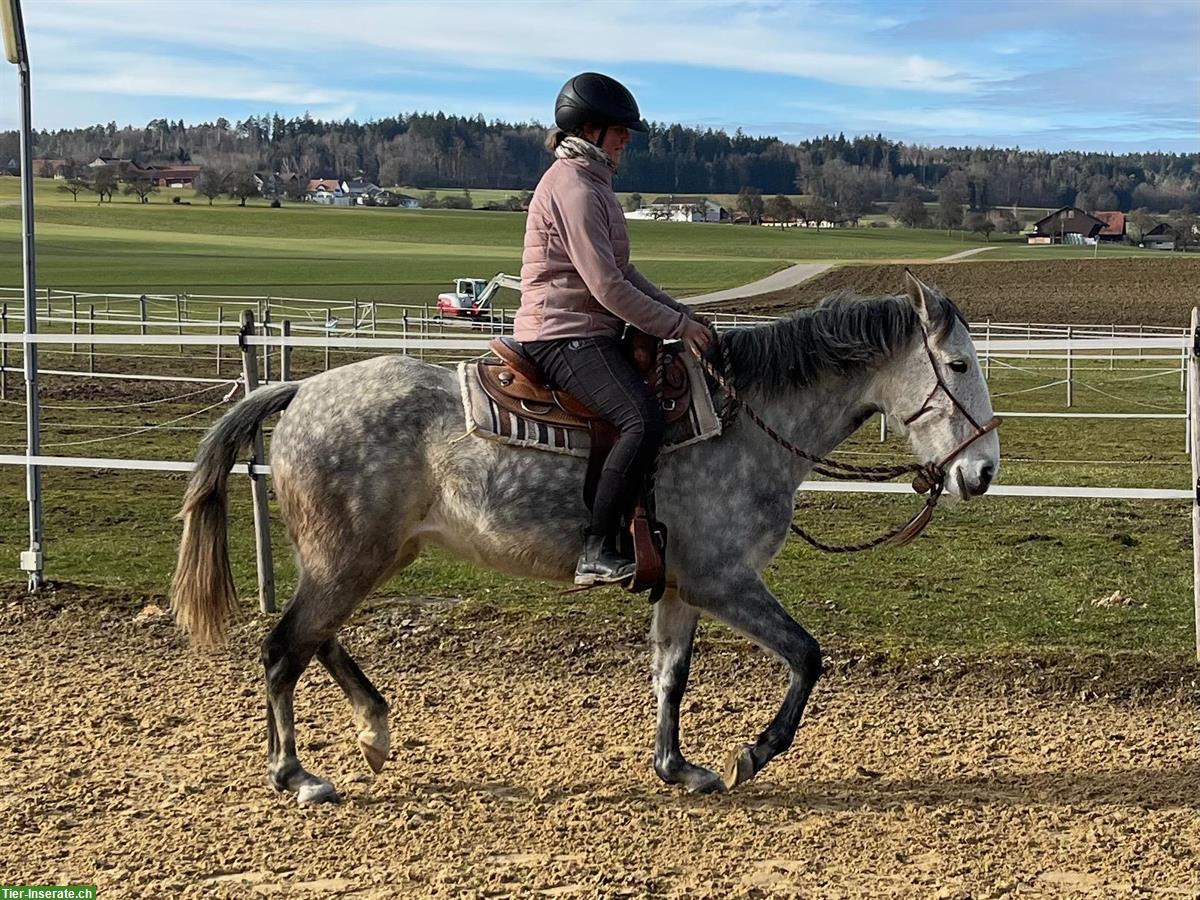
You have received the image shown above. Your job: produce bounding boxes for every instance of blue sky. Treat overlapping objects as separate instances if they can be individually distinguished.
[2,0,1197,152]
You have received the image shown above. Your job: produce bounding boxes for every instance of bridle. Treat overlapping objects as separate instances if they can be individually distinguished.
[699,322,1001,553]
[900,329,1003,495]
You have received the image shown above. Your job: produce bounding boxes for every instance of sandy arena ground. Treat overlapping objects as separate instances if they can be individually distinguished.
[1,586,1198,899]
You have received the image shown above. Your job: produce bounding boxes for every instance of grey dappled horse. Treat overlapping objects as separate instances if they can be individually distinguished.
[171,272,999,804]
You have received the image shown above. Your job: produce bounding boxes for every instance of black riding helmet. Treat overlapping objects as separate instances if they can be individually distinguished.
[554,72,648,134]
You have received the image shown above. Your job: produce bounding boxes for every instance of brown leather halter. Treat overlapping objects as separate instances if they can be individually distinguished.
[702,323,1001,552]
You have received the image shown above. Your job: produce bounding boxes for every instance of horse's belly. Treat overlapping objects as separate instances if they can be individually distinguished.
[412,509,578,583]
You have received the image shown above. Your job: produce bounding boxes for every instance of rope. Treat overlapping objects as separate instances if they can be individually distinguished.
[697,323,944,553]
[0,381,234,411]
[0,399,229,449]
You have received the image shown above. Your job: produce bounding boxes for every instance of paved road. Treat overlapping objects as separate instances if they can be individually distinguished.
[680,262,832,306]
[935,246,999,262]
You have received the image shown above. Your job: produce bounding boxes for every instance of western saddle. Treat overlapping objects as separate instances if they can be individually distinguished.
[479,331,688,599]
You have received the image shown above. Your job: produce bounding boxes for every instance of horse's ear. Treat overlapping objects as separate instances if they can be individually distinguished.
[903,268,942,330]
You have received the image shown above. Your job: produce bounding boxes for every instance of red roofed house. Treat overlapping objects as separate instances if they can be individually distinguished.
[1094,211,1126,242]
[31,158,69,178]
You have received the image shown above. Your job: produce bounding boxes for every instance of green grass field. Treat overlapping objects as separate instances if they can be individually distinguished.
[0,349,1194,662]
[1,174,1195,668]
[0,178,1157,308]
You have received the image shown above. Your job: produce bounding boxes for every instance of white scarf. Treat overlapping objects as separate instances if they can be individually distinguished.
[554,134,615,171]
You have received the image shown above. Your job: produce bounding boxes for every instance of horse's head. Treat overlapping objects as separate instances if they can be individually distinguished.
[878,271,1000,500]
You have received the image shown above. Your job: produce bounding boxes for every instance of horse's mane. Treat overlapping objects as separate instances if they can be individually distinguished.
[719,290,964,396]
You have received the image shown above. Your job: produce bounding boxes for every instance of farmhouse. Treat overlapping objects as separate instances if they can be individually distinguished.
[1141,222,1175,250]
[0,158,16,176]
[30,158,69,178]
[626,196,729,223]
[1029,206,1106,244]
[307,178,342,194]
[1094,211,1126,242]
[252,171,299,195]
[341,179,381,197]
[146,165,203,187]
[87,156,135,170]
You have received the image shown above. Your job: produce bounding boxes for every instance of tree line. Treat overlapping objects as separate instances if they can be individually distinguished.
[5,112,1196,215]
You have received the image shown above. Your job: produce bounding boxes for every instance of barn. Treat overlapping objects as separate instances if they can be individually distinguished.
[1029,206,1106,244]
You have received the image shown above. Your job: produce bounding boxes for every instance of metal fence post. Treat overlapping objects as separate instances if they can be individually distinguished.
[262,306,272,383]
[281,320,292,382]
[70,293,78,355]
[1065,326,1073,408]
[239,309,276,614]
[175,293,183,354]
[324,307,331,371]
[139,294,147,336]
[0,303,6,400]
[216,306,224,376]
[88,304,95,373]
[984,317,991,381]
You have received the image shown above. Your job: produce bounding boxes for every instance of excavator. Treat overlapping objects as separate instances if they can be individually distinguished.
[435,273,521,319]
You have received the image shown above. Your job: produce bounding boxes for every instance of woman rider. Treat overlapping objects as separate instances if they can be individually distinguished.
[515,72,713,585]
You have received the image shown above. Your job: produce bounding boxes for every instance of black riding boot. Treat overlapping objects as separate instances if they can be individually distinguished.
[575,531,636,586]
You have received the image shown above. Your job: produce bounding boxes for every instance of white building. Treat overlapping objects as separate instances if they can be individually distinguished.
[625,196,728,223]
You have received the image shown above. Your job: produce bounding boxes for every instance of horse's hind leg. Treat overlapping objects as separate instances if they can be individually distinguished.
[650,591,723,794]
[317,637,390,774]
[263,563,389,805]
[685,570,822,790]
[313,541,419,776]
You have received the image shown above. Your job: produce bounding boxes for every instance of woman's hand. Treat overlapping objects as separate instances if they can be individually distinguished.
[681,319,713,357]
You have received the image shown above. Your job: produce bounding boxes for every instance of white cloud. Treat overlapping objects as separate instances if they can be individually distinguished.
[25,0,991,94]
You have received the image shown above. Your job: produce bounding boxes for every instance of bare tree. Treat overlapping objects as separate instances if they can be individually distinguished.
[765,194,796,225]
[736,186,764,225]
[624,192,643,212]
[58,174,90,201]
[937,172,968,231]
[1127,207,1157,242]
[91,167,117,204]
[967,213,995,241]
[123,173,158,204]
[194,167,228,205]
[889,191,928,228]
[226,170,260,207]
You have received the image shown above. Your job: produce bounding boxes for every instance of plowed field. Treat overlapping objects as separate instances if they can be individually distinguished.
[711,258,1200,326]
[3,587,1198,898]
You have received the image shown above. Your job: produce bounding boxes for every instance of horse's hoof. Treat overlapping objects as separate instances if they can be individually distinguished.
[359,739,388,774]
[296,779,339,806]
[723,745,755,790]
[686,768,727,795]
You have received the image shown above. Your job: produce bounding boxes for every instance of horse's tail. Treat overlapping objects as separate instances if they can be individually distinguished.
[171,382,298,648]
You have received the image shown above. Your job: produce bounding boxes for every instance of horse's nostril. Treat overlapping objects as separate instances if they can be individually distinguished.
[979,464,995,488]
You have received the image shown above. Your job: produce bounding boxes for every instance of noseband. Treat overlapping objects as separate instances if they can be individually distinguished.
[700,322,1001,552]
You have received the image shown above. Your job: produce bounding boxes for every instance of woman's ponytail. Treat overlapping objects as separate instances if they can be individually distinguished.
[545,128,568,152]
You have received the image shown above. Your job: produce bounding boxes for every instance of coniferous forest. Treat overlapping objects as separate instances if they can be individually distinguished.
[4,112,1197,213]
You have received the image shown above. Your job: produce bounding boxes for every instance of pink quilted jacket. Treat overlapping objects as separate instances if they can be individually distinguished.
[514,157,689,342]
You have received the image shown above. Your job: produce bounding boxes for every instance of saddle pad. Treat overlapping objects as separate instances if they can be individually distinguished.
[458,351,722,458]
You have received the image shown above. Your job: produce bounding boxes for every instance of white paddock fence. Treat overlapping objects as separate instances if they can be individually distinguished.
[3,311,1200,658]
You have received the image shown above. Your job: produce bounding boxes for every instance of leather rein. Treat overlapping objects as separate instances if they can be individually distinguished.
[699,324,1001,553]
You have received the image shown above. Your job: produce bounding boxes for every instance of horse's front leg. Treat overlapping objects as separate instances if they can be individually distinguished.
[650,590,724,794]
[686,570,823,790]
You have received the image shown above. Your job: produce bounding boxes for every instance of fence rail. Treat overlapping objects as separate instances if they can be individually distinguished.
[4,295,1199,656]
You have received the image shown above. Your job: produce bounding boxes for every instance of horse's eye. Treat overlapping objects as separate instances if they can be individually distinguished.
[949,360,969,374]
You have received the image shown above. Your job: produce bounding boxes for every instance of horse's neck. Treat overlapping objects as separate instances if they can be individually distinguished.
[736,373,877,487]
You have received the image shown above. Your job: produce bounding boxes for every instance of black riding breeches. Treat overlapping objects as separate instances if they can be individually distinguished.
[524,336,664,538]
